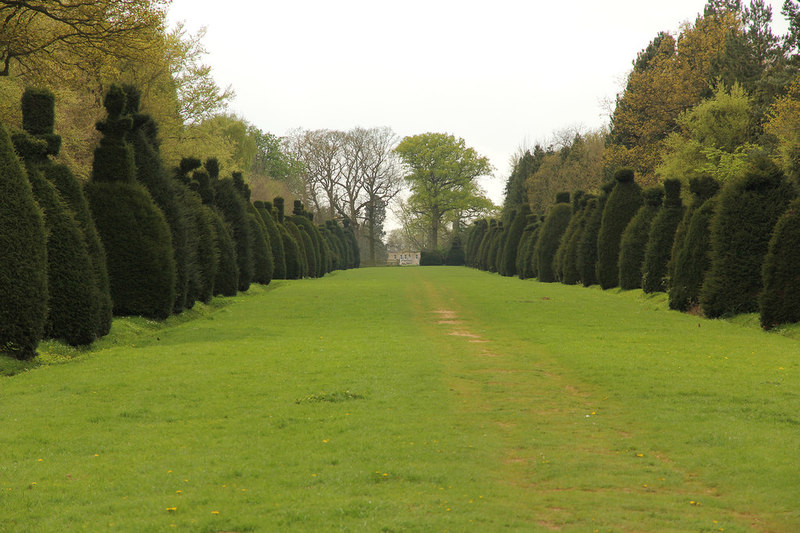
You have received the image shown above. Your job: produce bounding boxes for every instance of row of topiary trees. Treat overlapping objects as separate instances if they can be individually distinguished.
[465,160,800,330]
[1,85,359,360]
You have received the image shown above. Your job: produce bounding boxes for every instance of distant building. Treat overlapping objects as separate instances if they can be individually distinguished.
[387,251,420,266]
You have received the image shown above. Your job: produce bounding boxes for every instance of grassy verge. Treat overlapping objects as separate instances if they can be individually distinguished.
[1,268,799,531]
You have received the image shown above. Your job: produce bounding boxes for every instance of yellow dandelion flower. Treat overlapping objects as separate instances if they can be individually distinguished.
[323,439,329,443]
[166,507,177,512]
[211,510,220,515]
[176,490,182,494]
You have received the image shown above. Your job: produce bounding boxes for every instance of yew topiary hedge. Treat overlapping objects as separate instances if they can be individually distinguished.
[534,193,572,283]
[618,186,663,290]
[759,198,800,329]
[596,168,642,289]
[641,179,684,294]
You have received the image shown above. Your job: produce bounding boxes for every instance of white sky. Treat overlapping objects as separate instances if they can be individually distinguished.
[166,0,790,206]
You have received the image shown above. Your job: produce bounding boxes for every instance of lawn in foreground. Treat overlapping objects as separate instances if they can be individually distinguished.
[1,267,799,531]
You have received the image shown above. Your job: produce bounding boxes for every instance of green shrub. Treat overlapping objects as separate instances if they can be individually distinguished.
[596,168,642,289]
[668,176,719,284]
[534,193,572,283]
[342,219,360,268]
[213,166,254,291]
[249,213,274,285]
[466,219,488,268]
[284,219,309,277]
[488,223,505,273]
[292,201,322,277]
[86,85,175,319]
[0,123,47,359]
[668,197,718,311]
[21,87,112,338]
[210,207,239,297]
[641,179,684,294]
[515,216,540,279]
[576,182,614,287]
[126,87,192,313]
[445,235,466,266]
[554,192,586,284]
[420,250,444,265]
[701,159,796,318]
[280,222,303,279]
[760,198,800,329]
[501,206,529,276]
[192,201,219,303]
[618,186,663,290]
[255,201,286,279]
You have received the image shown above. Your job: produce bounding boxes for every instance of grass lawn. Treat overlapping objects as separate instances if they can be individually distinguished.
[1,267,799,531]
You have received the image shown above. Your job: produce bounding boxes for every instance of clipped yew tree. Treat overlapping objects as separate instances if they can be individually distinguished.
[559,194,594,285]
[13,91,99,346]
[0,122,47,359]
[596,168,642,289]
[249,213,273,285]
[668,196,719,311]
[534,192,572,283]
[577,181,614,287]
[445,234,466,265]
[466,219,488,267]
[292,201,322,277]
[700,158,796,318]
[343,218,360,268]
[85,85,175,319]
[618,186,663,290]
[760,198,800,329]
[668,176,719,283]
[420,250,444,265]
[125,85,195,313]
[212,163,254,291]
[255,201,286,278]
[501,205,529,276]
[554,191,586,284]
[516,216,540,279]
[641,179,684,293]
[20,87,112,339]
[488,223,505,273]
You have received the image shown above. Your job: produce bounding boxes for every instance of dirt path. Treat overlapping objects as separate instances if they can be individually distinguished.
[409,276,762,532]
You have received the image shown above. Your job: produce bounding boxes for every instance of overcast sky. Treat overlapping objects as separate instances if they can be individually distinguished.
[166,0,790,205]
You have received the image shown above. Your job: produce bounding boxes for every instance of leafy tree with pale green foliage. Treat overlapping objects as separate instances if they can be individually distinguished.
[0,122,47,359]
[657,83,758,185]
[395,132,493,250]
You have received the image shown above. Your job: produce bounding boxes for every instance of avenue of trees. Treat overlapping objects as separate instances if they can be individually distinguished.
[462,0,800,331]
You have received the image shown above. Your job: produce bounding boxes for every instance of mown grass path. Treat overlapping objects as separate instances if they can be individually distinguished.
[2,267,799,531]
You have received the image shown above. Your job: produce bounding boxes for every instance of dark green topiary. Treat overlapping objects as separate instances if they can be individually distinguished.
[280,222,303,279]
[559,194,594,285]
[466,219,488,268]
[501,205,529,276]
[618,186,663,290]
[554,191,586,283]
[576,182,614,287]
[126,87,193,313]
[20,87,112,338]
[759,198,800,329]
[642,179,684,293]
[249,213,274,285]
[0,123,47,359]
[534,193,572,283]
[213,165,254,291]
[292,201,322,277]
[285,219,309,277]
[191,199,219,303]
[700,159,796,318]
[420,250,444,265]
[669,197,718,311]
[668,176,720,284]
[255,201,286,279]
[445,235,466,266]
[85,85,175,318]
[210,209,239,297]
[596,168,642,289]
[515,216,539,279]
[489,224,506,273]
[342,218,360,268]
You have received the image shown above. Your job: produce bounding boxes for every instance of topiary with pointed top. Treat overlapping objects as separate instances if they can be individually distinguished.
[759,198,800,329]
[0,122,47,359]
[534,192,572,283]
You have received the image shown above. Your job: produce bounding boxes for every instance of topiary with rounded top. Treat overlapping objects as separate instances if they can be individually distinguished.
[642,179,684,293]
[596,168,642,289]
[534,193,572,283]
[420,250,444,265]
[501,205,529,276]
[554,191,585,283]
[249,213,273,285]
[577,182,614,287]
[466,219,488,268]
[558,194,594,285]
[85,85,175,319]
[515,216,539,279]
[255,201,286,279]
[669,196,718,311]
[618,186,663,290]
[0,122,47,359]
[759,198,800,329]
[445,235,466,266]
[700,158,796,318]
[214,169,254,291]
[284,219,309,277]
[668,176,719,283]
